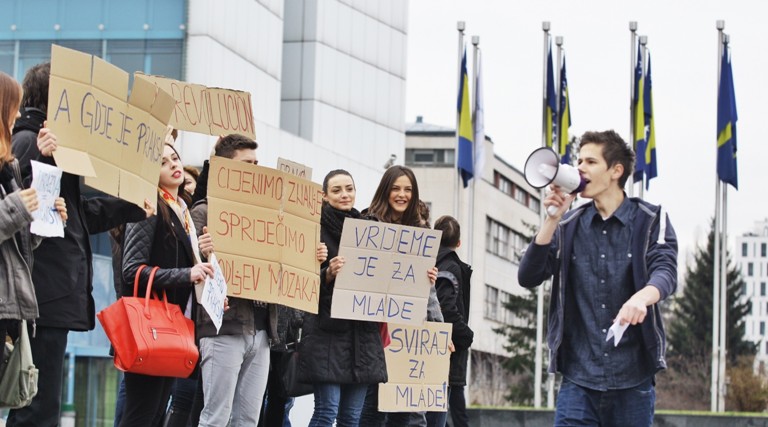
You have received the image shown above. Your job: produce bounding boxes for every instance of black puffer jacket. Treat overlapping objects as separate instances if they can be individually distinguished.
[435,246,473,386]
[12,108,147,330]
[298,204,387,385]
[121,196,196,310]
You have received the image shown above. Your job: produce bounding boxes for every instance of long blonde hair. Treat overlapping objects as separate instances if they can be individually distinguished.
[0,72,21,165]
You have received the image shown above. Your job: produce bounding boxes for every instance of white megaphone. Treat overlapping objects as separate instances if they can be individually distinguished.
[524,147,586,216]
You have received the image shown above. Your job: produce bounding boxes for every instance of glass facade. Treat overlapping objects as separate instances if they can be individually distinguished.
[1,1,186,425]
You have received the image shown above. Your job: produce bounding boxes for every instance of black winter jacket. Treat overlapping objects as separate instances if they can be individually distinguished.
[121,196,196,310]
[435,246,473,386]
[298,205,387,385]
[12,108,146,330]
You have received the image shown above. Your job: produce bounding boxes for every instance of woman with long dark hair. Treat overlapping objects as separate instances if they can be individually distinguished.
[359,165,442,427]
[119,143,213,427]
[299,169,388,426]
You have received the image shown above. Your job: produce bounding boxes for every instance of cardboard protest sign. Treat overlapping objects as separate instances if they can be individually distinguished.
[378,321,452,412]
[46,45,174,207]
[135,73,256,140]
[277,158,312,180]
[29,161,64,238]
[201,253,228,333]
[207,156,321,313]
[330,218,441,325]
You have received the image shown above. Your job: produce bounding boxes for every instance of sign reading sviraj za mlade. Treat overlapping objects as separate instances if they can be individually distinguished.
[379,321,452,412]
[330,218,441,325]
[46,44,175,207]
[135,73,256,140]
[206,156,322,313]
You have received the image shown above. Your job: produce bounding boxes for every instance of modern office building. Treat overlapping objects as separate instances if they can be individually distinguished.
[405,116,543,406]
[737,219,768,371]
[1,0,408,424]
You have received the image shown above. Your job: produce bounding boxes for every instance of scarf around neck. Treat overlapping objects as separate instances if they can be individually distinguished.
[321,203,361,240]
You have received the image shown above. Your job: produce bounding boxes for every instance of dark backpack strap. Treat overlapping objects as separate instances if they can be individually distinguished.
[437,270,460,294]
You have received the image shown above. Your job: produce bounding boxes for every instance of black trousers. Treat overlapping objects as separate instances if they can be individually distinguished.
[118,372,175,427]
[6,326,68,427]
[448,385,470,427]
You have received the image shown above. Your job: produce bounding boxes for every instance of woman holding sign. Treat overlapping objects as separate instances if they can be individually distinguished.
[359,165,442,427]
[299,169,388,427]
[119,143,213,427]
[0,72,67,374]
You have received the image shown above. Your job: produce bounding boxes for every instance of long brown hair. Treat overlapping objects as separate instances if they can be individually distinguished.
[0,72,21,165]
[367,165,421,226]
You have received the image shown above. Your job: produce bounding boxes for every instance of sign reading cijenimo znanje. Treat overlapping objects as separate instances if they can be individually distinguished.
[46,44,174,208]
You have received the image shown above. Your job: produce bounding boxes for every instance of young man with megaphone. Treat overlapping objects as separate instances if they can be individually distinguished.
[518,130,678,427]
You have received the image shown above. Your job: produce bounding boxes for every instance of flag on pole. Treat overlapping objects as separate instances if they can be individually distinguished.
[633,43,646,184]
[473,49,486,178]
[643,53,657,189]
[457,49,474,188]
[545,42,557,148]
[558,57,571,164]
[717,46,738,189]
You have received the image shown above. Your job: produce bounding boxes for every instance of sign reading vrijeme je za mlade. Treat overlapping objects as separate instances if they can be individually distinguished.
[135,73,256,140]
[46,45,174,208]
[378,321,452,412]
[330,218,441,325]
[206,156,322,313]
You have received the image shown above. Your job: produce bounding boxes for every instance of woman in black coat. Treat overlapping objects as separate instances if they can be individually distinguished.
[119,143,213,427]
[299,169,388,427]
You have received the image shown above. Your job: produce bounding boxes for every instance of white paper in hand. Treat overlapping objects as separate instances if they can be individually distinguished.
[605,319,629,347]
[201,254,228,333]
[29,160,64,237]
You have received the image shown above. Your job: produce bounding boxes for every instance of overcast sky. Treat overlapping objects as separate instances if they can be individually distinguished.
[405,0,768,267]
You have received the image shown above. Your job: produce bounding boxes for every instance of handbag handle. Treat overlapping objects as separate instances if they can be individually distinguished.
[134,265,173,321]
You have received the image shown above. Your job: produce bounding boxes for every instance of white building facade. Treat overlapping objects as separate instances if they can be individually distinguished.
[737,219,768,370]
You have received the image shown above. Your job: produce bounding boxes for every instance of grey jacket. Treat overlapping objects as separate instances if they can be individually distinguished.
[0,160,40,321]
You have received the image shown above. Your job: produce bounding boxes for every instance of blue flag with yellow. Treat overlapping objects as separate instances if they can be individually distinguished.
[558,57,571,164]
[717,46,738,189]
[643,54,657,189]
[545,43,557,149]
[633,44,646,183]
[457,49,474,188]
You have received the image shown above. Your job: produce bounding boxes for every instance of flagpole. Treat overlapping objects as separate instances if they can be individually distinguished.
[534,21,550,409]
[628,21,637,197]
[469,35,479,266]
[717,30,730,413]
[637,35,648,200]
[455,21,465,221]
[711,19,725,413]
[555,36,563,155]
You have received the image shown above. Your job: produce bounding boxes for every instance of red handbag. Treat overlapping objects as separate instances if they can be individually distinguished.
[97,265,199,378]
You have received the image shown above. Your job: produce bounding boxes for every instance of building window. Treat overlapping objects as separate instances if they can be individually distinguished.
[528,196,541,213]
[743,243,749,257]
[748,262,754,277]
[494,171,513,196]
[405,149,454,166]
[484,285,499,320]
[486,217,528,262]
[761,321,765,336]
[762,243,767,257]
[761,282,766,297]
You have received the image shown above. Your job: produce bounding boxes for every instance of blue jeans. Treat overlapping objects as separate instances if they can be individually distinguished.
[309,383,369,427]
[554,378,655,427]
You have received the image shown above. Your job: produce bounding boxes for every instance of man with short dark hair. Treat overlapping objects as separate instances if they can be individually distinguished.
[518,130,678,426]
[428,215,473,427]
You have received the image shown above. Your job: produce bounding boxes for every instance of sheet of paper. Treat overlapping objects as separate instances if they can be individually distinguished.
[201,253,228,333]
[29,160,64,238]
[605,318,629,347]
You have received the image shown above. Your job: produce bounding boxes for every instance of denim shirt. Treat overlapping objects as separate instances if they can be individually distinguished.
[561,199,654,390]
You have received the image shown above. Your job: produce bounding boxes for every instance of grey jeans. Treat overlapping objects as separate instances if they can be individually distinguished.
[198,331,270,426]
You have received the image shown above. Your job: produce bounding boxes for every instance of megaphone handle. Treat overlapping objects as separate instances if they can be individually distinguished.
[547,205,560,217]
